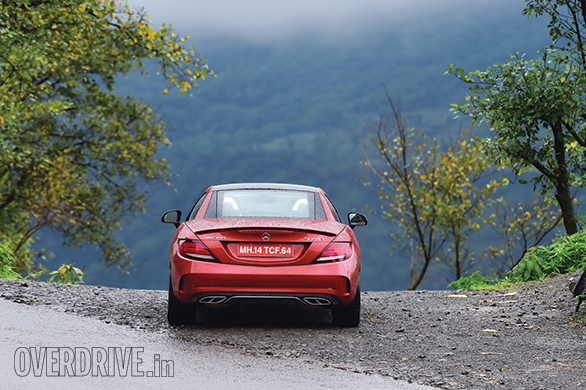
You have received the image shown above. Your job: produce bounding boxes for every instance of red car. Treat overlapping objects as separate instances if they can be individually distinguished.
[161,183,367,327]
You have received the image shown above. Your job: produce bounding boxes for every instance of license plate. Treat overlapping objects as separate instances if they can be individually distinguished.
[237,243,294,257]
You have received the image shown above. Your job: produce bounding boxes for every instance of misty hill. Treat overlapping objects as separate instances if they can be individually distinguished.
[38,3,553,291]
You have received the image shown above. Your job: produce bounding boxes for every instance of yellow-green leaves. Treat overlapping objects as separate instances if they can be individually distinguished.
[0,0,211,275]
[360,93,498,289]
[487,197,561,272]
[47,264,85,284]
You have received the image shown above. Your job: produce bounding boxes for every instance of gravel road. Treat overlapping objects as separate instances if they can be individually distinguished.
[2,272,586,389]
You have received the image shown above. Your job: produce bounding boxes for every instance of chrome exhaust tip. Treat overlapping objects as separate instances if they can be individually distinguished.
[303,297,332,306]
[199,296,228,304]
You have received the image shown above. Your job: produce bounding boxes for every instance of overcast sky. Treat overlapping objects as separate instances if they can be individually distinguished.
[126,0,528,44]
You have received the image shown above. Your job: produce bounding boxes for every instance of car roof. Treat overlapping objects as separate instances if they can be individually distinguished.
[211,183,322,192]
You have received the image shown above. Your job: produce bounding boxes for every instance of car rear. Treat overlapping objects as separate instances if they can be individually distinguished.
[164,183,365,326]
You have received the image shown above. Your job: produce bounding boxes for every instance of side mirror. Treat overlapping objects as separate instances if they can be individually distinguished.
[161,209,182,228]
[348,212,367,229]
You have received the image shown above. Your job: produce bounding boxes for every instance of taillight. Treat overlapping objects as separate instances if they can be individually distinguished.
[313,243,352,263]
[179,239,218,262]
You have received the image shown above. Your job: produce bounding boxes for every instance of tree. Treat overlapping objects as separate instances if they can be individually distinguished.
[359,92,499,289]
[434,135,501,280]
[0,0,212,274]
[487,196,562,274]
[448,0,586,236]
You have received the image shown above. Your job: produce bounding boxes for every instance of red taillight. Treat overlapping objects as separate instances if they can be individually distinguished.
[179,239,217,262]
[314,243,352,263]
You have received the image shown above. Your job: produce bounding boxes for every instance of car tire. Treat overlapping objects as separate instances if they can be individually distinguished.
[168,278,197,326]
[332,286,360,327]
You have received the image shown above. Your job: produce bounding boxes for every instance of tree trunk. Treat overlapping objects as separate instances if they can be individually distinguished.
[552,121,578,235]
[555,184,578,235]
[407,257,430,290]
[455,235,462,280]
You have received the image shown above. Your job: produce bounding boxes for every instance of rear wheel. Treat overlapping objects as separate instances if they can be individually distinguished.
[332,286,360,327]
[168,278,197,326]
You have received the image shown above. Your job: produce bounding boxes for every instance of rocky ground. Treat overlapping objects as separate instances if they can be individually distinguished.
[2,272,586,389]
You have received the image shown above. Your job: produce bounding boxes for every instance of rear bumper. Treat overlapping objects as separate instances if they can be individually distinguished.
[195,292,338,306]
[171,256,359,307]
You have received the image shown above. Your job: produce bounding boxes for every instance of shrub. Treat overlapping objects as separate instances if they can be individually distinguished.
[0,244,21,280]
[508,231,586,283]
[449,270,502,290]
[47,264,85,285]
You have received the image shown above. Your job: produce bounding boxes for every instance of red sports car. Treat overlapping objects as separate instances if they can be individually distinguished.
[161,183,367,327]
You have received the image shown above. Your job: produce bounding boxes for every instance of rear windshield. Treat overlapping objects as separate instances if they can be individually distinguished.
[205,189,326,220]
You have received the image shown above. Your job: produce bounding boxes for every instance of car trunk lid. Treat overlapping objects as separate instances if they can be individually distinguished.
[185,219,345,265]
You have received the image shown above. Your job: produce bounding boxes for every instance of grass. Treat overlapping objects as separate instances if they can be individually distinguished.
[451,231,586,290]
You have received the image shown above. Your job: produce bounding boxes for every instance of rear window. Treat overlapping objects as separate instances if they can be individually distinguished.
[205,189,326,220]
[324,194,342,223]
[186,191,208,220]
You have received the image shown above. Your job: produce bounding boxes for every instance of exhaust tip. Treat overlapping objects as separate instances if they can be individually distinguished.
[199,296,228,304]
[303,297,332,306]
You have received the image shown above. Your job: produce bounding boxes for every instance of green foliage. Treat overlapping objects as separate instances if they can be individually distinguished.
[449,270,504,290]
[1,241,84,284]
[487,196,561,273]
[448,0,586,236]
[18,2,550,291]
[360,92,499,289]
[524,0,586,56]
[508,231,586,282]
[448,50,584,235]
[0,0,212,274]
[47,264,85,285]
[451,231,585,289]
[0,243,21,280]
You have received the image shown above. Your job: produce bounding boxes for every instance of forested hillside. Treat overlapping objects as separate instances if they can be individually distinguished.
[37,2,553,290]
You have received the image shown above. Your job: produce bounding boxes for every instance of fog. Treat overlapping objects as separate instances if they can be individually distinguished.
[127,0,530,45]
